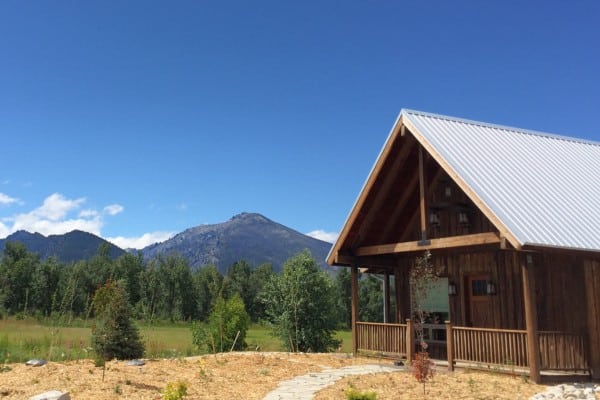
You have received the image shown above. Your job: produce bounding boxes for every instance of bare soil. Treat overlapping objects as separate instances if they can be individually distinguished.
[0,352,559,399]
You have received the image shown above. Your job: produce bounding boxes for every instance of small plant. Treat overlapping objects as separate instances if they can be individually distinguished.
[163,380,188,400]
[345,386,377,400]
[258,367,269,376]
[467,376,476,392]
[114,384,122,394]
[411,351,435,396]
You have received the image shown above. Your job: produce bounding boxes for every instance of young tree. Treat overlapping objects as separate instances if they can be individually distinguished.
[191,293,249,353]
[334,268,352,329]
[91,280,144,363]
[263,250,340,352]
[192,264,224,321]
[409,251,438,395]
[358,275,384,323]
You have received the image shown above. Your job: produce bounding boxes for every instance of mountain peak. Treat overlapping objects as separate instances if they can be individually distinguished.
[141,213,331,273]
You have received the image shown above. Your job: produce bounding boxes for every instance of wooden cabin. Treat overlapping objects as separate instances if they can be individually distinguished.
[327,109,600,383]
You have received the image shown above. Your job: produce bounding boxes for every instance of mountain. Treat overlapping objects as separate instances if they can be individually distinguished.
[0,230,126,263]
[141,212,333,273]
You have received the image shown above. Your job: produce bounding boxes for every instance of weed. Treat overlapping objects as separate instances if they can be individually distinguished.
[114,384,122,394]
[345,386,377,400]
[163,380,188,400]
[467,377,476,392]
[125,379,132,385]
[258,368,269,376]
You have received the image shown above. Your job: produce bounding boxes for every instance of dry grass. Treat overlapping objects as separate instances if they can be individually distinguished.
[0,352,566,399]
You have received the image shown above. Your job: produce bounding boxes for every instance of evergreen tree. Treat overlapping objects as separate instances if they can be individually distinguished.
[91,280,144,361]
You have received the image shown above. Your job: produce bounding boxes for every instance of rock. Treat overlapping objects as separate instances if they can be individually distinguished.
[25,359,47,367]
[29,390,70,400]
[126,359,145,366]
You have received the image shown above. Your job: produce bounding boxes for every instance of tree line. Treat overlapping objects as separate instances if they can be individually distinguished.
[0,241,391,328]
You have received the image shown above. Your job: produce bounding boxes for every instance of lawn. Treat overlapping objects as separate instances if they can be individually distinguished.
[0,318,353,362]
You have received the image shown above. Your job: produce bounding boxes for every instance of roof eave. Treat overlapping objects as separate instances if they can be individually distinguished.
[326,111,406,266]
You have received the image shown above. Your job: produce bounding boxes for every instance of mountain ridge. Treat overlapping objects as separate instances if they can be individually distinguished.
[0,213,333,273]
[0,229,125,262]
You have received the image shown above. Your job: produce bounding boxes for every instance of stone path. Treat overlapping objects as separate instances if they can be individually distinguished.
[262,364,399,400]
[263,363,600,400]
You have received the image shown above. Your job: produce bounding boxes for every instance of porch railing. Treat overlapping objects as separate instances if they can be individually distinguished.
[450,326,528,367]
[356,322,408,356]
[538,331,588,371]
[355,322,589,374]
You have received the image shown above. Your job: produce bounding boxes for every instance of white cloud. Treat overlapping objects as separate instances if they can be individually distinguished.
[0,192,19,205]
[79,209,99,218]
[106,231,175,250]
[0,221,9,237]
[103,204,124,216]
[33,193,85,221]
[0,193,124,239]
[306,229,339,243]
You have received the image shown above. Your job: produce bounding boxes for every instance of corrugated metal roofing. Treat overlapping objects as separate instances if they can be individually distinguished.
[402,109,600,252]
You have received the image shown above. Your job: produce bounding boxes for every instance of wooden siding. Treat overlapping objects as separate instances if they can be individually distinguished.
[536,254,587,334]
[584,258,600,379]
[402,250,526,330]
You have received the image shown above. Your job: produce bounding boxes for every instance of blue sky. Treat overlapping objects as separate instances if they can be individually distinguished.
[1,1,599,249]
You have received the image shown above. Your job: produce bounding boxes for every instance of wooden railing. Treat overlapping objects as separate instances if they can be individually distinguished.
[356,322,408,356]
[538,331,588,371]
[450,326,528,367]
[354,322,589,374]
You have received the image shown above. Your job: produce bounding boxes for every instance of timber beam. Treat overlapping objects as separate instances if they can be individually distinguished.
[354,232,501,256]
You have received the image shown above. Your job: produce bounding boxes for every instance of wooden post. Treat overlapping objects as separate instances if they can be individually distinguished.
[384,272,391,323]
[445,321,454,371]
[351,266,359,355]
[418,146,430,245]
[395,264,410,322]
[584,259,600,379]
[406,318,414,361]
[521,254,541,383]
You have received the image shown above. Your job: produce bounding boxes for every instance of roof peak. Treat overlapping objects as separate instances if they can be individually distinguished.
[401,108,600,147]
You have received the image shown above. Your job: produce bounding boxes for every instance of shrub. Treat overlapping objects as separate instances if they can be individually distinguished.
[192,293,249,353]
[345,387,377,400]
[163,380,188,400]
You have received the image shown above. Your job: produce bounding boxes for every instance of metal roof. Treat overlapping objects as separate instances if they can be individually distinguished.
[402,109,600,252]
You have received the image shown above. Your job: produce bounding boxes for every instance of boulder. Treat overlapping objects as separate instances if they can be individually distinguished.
[29,390,70,400]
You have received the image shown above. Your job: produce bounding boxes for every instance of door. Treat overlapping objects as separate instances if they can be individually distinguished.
[465,275,491,327]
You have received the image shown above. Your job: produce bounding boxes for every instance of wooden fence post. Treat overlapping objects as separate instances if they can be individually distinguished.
[445,320,454,371]
[351,266,359,355]
[406,318,414,362]
[522,254,541,383]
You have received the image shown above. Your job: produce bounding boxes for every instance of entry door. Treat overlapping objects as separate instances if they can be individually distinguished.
[465,275,490,327]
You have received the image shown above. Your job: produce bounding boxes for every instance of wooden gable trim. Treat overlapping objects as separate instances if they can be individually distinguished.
[402,117,522,250]
[327,114,406,265]
[350,136,416,249]
[354,232,502,256]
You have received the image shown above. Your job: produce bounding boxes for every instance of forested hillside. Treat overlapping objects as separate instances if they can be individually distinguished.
[0,242,388,325]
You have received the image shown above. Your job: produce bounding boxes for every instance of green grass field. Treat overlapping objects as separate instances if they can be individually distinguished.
[0,318,352,363]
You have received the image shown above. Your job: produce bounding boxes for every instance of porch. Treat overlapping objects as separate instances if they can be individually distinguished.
[355,321,590,378]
